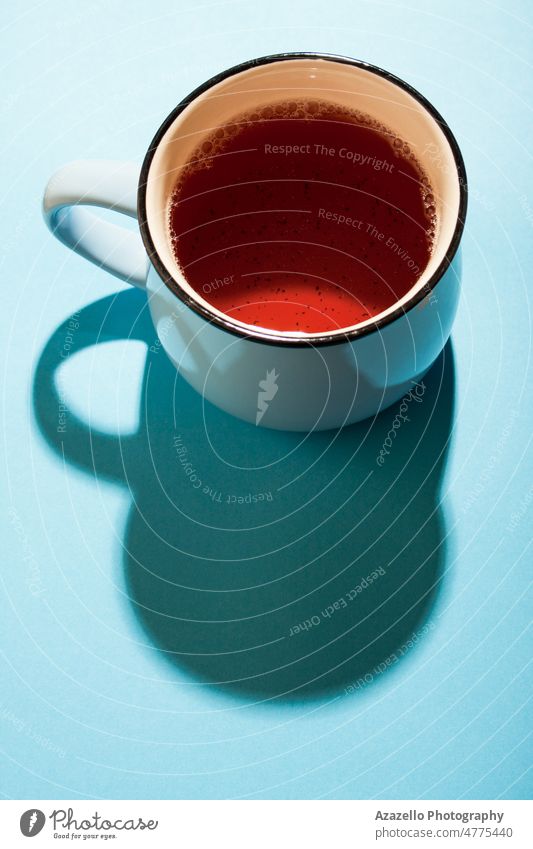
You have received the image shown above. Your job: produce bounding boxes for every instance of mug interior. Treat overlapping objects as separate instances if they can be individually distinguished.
[143,56,463,340]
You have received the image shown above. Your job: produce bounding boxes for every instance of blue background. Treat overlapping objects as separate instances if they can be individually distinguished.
[1,0,532,800]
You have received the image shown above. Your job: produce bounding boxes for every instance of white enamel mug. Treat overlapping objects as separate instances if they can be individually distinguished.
[43,53,467,431]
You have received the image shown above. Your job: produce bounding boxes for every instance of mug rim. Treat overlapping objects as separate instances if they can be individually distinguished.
[138,52,468,348]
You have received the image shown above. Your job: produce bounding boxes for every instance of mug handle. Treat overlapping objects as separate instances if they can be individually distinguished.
[42,160,149,288]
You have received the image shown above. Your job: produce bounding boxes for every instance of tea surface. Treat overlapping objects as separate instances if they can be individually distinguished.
[169,101,436,333]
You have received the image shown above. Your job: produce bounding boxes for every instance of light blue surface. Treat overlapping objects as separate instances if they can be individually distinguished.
[1,0,532,800]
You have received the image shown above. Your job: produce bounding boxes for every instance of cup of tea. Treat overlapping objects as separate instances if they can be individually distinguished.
[43,53,467,431]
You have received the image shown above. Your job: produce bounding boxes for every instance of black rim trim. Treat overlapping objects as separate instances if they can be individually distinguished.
[137,52,468,348]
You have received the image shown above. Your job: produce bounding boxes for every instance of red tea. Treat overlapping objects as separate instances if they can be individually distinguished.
[168,100,436,333]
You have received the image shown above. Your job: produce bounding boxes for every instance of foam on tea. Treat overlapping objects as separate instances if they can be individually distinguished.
[168,100,437,333]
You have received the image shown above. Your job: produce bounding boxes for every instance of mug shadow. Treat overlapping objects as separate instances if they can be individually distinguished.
[33,289,456,705]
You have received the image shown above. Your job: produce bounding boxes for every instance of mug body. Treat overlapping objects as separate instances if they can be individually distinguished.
[140,54,466,431]
[146,249,460,430]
